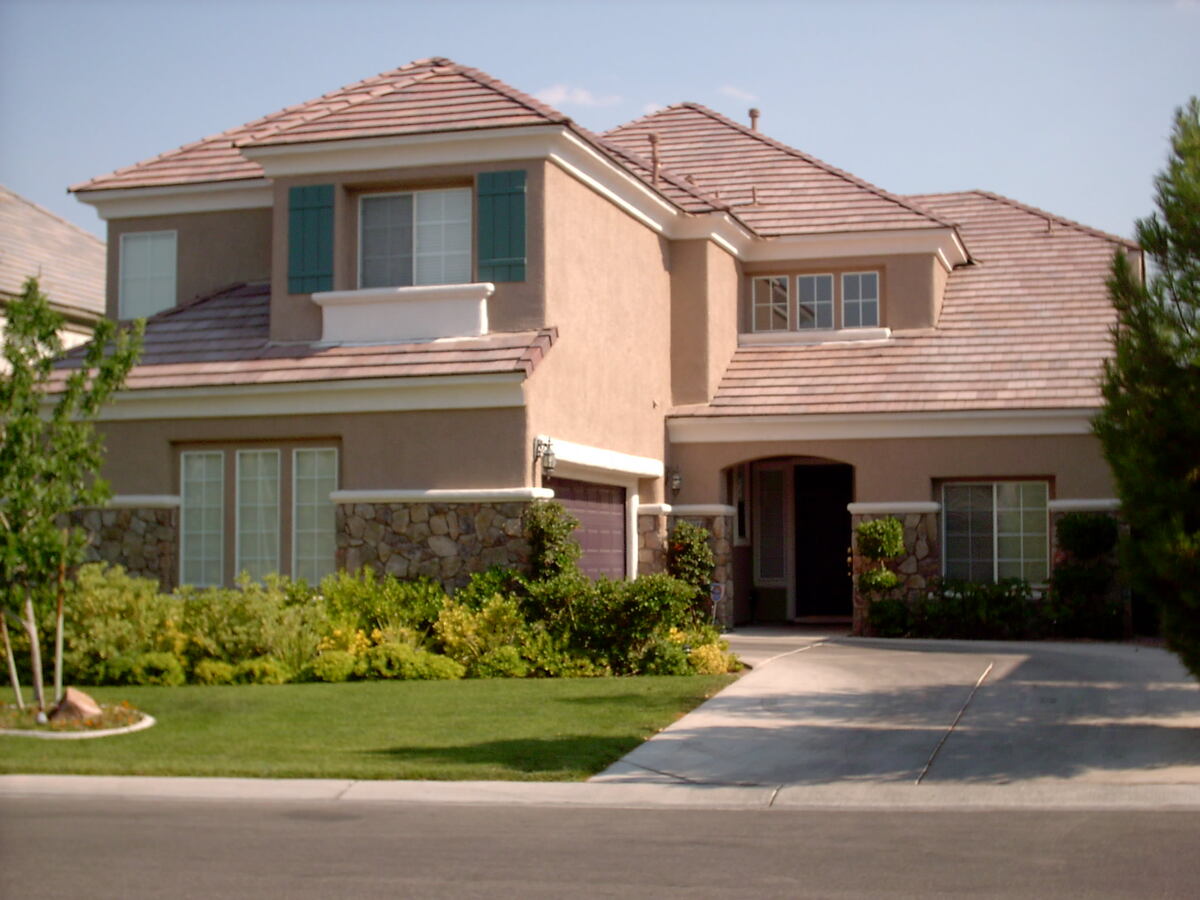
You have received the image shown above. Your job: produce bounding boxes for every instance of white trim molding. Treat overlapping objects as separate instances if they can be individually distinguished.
[670,504,737,517]
[107,494,182,509]
[74,179,273,219]
[848,501,940,515]
[331,487,554,505]
[313,282,493,343]
[86,373,527,422]
[1047,498,1121,513]
[668,408,1098,443]
[740,327,891,347]
[536,435,664,479]
[637,503,673,516]
[743,227,969,268]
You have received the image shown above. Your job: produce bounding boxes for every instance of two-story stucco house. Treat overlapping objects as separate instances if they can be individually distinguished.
[55,58,1136,632]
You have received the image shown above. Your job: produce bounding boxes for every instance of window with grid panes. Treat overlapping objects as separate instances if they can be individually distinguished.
[942,482,1049,583]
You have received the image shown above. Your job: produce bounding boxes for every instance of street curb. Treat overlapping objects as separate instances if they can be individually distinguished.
[3,775,1200,811]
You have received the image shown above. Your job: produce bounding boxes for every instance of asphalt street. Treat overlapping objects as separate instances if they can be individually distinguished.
[3,794,1199,899]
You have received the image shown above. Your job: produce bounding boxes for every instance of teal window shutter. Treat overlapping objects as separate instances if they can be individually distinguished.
[477,170,526,282]
[288,185,334,294]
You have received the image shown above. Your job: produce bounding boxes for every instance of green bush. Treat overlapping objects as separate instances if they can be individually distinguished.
[434,595,528,674]
[867,596,913,637]
[192,659,237,686]
[320,569,447,638]
[1057,513,1119,560]
[234,656,292,685]
[688,642,739,675]
[857,517,905,560]
[913,579,1041,640]
[571,574,700,674]
[471,645,529,679]
[859,568,901,593]
[309,651,357,683]
[666,520,715,604]
[63,564,185,684]
[455,566,525,610]
[641,638,692,676]
[519,626,605,678]
[357,642,464,680]
[179,579,288,667]
[1049,513,1124,640]
[523,501,581,580]
[130,651,186,687]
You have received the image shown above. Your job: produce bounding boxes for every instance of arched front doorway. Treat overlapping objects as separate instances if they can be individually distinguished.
[734,457,854,622]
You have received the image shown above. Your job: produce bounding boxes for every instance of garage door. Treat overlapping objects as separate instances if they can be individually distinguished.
[552,477,627,580]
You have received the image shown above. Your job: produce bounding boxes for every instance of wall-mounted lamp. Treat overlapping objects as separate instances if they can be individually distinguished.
[669,469,683,497]
[534,437,557,480]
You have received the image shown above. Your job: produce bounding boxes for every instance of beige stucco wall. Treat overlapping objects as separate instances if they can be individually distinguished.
[670,239,741,406]
[106,209,272,319]
[95,408,529,495]
[669,433,1115,504]
[524,163,674,471]
[741,252,942,332]
[269,161,548,342]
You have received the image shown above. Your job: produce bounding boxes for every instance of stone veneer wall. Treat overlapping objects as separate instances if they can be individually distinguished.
[639,512,735,627]
[69,507,178,590]
[850,511,940,635]
[337,502,531,593]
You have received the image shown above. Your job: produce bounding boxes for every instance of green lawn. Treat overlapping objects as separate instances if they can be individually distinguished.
[0,676,733,781]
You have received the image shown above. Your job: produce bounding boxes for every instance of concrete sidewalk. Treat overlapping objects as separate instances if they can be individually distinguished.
[594,630,1200,789]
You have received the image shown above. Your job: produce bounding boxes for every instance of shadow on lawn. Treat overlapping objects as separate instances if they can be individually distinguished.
[363,736,639,773]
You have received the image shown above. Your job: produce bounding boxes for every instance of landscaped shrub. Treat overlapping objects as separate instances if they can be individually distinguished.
[519,626,605,678]
[570,574,700,674]
[309,650,357,683]
[1049,512,1124,639]
[233,656,292,685]
[856,517,905,606]
[434,595,528,675]
[179,578,291,668]
[63,563,185,684]
[666,520,715,604]
[641,638,692,675]
[867,596,913,637]
[130,651,186,687]
[914,579,1041,640]
[688,642,738,675]
[523,500,581,580]
[471,645,529,679]
[192,659,237,686]
[455,566,525,610]
[320,569,448,638]
[357,642,464,680]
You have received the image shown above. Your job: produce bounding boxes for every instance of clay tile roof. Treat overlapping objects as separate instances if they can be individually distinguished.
[604,104,953,237]
[674,190,1132,418]
[49,281,555,391]
[0,185,104,316]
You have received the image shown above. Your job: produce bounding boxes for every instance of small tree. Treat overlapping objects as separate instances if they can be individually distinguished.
[0,277,143,713]
[1093,99,1200,678]
[855,516,905,596]
[666,520,715,605]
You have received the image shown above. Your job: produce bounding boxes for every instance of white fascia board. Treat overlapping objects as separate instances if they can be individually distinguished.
[90,373,527,422]
[671,212,755,258]
[241,126,568,176]
[668,409,1098,443]
[74,180,273,220]
[671,504,737,517]
[332,487,553,504]
[740,327,891,347]
[847,501,940,515]
[107,494,182,509]
[1047,498,1121,513]
[537,435,665,479]
[744,227,969,266]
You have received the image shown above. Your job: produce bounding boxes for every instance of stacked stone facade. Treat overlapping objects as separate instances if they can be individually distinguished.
[70,506,178,590]
[336,501,530,593]
[850,511,940,635]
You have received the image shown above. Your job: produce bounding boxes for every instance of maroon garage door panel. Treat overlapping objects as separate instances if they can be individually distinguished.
[551,477,627,580]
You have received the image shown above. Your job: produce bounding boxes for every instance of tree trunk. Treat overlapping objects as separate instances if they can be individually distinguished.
[22,592,45,712]
[1,615,24,711]
[53,546,66,705]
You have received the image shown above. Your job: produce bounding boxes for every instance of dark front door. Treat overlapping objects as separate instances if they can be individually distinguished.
[793,464,853,617]
[551,477,627,580]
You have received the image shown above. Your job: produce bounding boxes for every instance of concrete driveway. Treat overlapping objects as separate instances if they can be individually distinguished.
[593,629,1200,786]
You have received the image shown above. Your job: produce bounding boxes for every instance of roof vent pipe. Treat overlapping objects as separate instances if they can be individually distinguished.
[648,133,661,186]
[749,108,760,131]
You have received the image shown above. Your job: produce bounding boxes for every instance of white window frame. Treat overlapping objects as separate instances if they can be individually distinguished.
[942,481,1050,584]
[841,271,880,329]
[358,187,473,290]
[796,273,835,331]
[292,448,339,584]
[235,449,281,581]
[751,275,790,332]
[118,230,177,319]
[180,450,224,587]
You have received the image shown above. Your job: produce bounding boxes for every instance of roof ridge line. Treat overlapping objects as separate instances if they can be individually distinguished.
[670,102,958,230]
[965,189,1138,249]
[450,62,571,125]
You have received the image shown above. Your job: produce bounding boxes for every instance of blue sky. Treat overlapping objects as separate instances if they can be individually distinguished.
[2,0,1197,240]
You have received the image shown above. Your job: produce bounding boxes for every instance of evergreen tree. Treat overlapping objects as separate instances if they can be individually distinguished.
[0,278,143,712]
[1094,98,1200,677]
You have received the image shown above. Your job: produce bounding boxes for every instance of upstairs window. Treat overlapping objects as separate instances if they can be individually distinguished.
[119,231,176,318]
[749,270,881,333]
[360,188,472,288]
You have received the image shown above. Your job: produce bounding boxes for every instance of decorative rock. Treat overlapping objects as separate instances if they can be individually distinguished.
[428,534,459,558]
[49,687,103,722]
[429,514,449,536]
